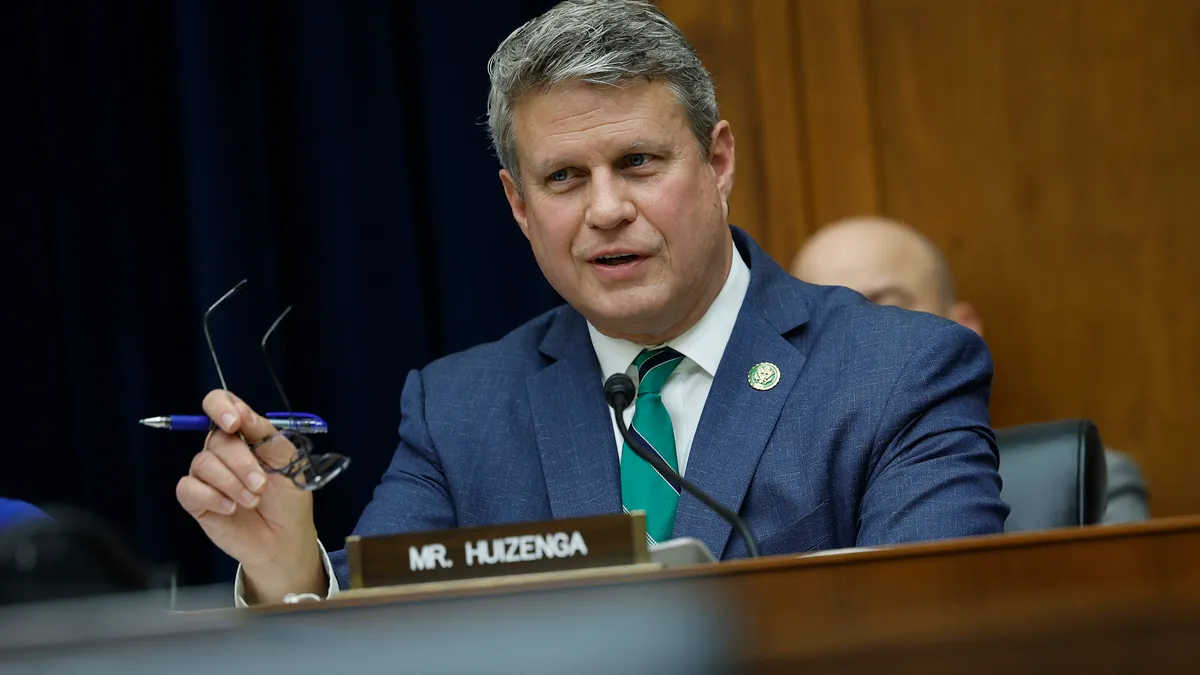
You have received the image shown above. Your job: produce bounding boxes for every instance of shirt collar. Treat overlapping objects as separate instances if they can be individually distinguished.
[588,241,751,379]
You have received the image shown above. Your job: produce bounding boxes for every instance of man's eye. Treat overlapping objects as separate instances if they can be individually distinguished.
[549,169,571,182]
[627,153,649,167]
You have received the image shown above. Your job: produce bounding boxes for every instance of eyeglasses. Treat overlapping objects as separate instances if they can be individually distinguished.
[202,279,349,491]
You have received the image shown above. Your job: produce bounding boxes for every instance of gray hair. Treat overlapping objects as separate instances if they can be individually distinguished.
[486,0,719,186]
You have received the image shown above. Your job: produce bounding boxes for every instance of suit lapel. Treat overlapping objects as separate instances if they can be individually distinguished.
[673,228,811,558]
[527,310,623,520]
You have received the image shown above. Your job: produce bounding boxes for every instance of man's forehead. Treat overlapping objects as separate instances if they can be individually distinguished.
[822,257,905,290]
[813,223,926,268]
[802,237,908,284]
[525,137,669,175]
[511,80,685,165]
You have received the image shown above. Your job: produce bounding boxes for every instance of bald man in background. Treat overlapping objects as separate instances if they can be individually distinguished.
[792,216,1149,524]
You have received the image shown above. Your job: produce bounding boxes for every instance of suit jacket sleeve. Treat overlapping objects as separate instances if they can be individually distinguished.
[1101,449,1150,523]
[856,322,1009,546]
[327,368,456,588]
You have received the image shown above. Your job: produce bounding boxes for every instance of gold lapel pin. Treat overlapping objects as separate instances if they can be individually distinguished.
[748,362,781,391]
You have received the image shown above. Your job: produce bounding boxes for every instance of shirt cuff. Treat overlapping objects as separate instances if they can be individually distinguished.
[233,539,340,607]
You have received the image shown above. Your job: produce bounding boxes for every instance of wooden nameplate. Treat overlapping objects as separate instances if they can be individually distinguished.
[346,512,651,589]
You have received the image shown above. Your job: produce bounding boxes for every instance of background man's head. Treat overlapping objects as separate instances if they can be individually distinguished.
[485,0,737,344]
[791,216,983,335]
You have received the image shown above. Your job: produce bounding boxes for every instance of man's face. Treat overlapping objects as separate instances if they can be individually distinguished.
[500,79,735,343]
[792,222,946,315]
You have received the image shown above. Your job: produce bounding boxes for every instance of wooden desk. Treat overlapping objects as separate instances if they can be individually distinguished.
[254,516,1200,673]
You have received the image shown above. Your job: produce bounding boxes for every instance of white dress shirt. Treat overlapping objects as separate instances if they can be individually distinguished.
[235,241,750,606]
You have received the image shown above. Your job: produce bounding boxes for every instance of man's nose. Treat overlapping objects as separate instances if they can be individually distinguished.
[584,171,636,230]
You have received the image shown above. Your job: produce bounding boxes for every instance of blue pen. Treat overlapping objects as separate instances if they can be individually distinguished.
[138,412,329,434]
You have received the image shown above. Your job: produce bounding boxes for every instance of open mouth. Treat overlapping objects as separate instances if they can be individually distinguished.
[592,253,641,266]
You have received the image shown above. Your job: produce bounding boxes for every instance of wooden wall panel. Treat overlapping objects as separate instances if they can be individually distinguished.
[658,0,811,260]
[864,0,1200,517]
[794,0,880,225]
[660,0,1200,517]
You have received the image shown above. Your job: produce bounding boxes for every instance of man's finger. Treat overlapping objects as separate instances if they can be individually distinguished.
[202,389,242,433]
[190,448,261,508]
[205,430,269,495]
[177,475,237,518]
[201,389,279,444]
[249,432,302,474]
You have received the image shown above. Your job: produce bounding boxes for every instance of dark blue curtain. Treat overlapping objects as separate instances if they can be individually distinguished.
[6,0,560,585]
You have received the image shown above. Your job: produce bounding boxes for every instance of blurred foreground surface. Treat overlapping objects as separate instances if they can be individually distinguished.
[0,582,738,675]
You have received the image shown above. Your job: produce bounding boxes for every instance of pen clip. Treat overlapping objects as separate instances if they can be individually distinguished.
[264,412,327,423]
[264,412,329,434]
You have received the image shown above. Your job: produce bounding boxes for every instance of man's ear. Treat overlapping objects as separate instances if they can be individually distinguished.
[500,169,529,240]
[708,120,735,208]
[948,301,984,337]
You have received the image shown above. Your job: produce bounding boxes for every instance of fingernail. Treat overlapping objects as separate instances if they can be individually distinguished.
[247,472,266,492]
[219,498,237,515]
[241,490,260,508]
[220,412,237,430]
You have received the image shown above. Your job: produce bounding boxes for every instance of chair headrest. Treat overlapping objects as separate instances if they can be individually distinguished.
[995,419,1108,532]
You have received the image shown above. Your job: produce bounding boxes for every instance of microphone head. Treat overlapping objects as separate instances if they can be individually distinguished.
[603,373,636,410]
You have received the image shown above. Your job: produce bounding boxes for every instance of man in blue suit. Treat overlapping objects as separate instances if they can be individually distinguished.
[175,0,1008,605]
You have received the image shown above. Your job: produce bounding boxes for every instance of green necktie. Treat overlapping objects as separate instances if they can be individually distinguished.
[621,346,686,545]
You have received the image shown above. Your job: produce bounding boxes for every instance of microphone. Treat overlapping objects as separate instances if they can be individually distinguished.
[603,373,761,558]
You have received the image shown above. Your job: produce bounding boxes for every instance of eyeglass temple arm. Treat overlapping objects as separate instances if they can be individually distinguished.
[261,306,295,418]
[203,279,249,393]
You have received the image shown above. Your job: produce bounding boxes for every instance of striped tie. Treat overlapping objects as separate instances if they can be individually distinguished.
[621,346,686,545]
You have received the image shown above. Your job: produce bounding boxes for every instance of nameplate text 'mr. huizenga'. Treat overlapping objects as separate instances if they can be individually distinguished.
[345,512,650,589]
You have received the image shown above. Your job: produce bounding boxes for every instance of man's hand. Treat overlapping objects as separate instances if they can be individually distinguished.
[175,390,326,603]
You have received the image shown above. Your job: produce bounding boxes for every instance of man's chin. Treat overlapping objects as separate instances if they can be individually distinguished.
[582,297,674,340]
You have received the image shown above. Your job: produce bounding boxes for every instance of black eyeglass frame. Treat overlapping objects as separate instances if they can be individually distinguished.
[202,279,349,491]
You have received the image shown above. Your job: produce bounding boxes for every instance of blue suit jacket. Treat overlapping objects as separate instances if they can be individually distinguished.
[329,227,1008,587]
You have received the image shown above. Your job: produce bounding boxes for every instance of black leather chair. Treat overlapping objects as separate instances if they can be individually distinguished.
[995,418,1108,532]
